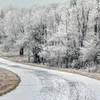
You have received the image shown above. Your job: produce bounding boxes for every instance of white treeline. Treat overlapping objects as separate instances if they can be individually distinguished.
[0,0,100,70]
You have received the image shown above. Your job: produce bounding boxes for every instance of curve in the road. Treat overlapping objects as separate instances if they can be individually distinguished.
[0,58,99,100]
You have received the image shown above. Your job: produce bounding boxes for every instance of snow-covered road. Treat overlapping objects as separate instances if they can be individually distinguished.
[0,58,100,100]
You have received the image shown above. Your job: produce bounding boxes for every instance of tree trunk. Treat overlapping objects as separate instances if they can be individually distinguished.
[19,47,24,56]
[34,54,40,63]
[65,58,68,68]
[28,56,31,63]
[28,50,31,63]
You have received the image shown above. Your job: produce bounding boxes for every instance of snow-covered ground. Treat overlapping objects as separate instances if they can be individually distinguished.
[0,58,100,100]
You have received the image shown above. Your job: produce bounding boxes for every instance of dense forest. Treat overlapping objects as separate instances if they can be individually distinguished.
[0,0,100,71]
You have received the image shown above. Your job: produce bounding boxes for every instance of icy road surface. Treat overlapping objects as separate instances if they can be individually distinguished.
[0,58,100,100]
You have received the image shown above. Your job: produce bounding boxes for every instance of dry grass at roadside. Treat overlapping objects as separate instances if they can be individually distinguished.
[0,68,20,96]
[0,50,100,81]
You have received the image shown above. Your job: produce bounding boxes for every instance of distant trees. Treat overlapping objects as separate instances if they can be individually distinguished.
[0,0,100,70]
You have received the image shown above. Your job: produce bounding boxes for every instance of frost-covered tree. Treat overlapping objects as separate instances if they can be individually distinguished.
[0,1,100,70]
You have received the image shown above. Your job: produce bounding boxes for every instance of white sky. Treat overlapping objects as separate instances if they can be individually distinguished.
[0,0,67,8]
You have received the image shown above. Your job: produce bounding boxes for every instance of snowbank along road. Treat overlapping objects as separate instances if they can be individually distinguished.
[0,58,100,100]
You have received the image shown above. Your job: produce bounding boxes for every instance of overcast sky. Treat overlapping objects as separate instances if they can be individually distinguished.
[0,0,66,8]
